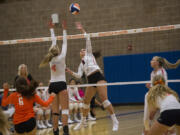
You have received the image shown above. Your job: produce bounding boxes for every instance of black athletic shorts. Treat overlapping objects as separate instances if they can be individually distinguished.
[14,117,36,134]
[87,71,106,85]
[157,109,180,127]
[49,81,67,94]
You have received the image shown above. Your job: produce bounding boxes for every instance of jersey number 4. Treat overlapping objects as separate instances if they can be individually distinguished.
[18,97,24,106]
[51,65,56,72]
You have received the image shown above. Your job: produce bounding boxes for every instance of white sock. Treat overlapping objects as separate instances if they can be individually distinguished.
[111,114,118,123]
[40,120,43,124]
[82,117,86,122]
[37,120,40,125]
[80,113,83,118]
[88,112,91,117]
[46,120,49,124]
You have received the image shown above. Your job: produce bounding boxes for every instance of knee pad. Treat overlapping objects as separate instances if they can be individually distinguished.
[62,109,69,115]
[102,100,111,108]
[83,103,90,109]
[45,109,51,115]
[79,103,83,108]
[37,108,43,115]
[69,103,74,110]
[74,103,78,110]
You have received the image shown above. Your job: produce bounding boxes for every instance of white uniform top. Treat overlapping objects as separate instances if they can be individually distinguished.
[67,86,82,102]
[72,34,101,79]
[157,94,180,113]
[49,29,67,82]
[144,67,168,130]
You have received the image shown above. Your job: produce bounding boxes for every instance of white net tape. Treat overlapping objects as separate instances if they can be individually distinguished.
[0,24,180,45]
[0,79,179,92]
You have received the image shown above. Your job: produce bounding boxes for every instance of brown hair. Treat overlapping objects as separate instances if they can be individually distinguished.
[157,56,180,69]
[39,45,59,68]
[93,50,101,59]
[0,109,9,134]
[15,77,38,99]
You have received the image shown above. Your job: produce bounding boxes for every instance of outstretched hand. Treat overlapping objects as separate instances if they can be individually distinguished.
[75,22,83,29]
[65,68,72,74]
[146,83,151,89]
[51,92,56,97]
[75,22,86,33]
[48,20,55,28]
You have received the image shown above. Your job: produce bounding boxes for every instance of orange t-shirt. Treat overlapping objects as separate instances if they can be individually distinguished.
[1,89,54,125]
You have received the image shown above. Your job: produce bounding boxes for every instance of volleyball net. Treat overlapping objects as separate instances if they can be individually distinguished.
[0,24,180,103]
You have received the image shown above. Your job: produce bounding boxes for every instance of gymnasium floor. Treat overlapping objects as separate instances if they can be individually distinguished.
[36,105,144,135]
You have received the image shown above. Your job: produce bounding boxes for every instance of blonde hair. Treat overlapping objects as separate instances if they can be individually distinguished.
[18,64,28,76]
[147,84,179,109]
[152,75,166,86]
[39,45,59,68]
[0,109,9,135]
[156,56,180,69]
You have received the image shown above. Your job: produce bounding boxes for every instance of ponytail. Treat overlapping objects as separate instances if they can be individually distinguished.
[158,57,180,69]
[93,50,101,59]
[39,52,54,68]
[39,45,59,68]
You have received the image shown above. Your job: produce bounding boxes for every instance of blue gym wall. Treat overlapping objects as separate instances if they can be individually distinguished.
[103,51,180,104]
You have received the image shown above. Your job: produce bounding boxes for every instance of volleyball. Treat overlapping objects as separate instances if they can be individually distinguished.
[69,3,80,15]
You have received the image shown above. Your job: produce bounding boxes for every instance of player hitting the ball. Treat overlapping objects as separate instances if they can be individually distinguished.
[66,22,119,131]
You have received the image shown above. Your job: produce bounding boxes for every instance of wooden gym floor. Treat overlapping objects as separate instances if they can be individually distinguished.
[36,105,144,135]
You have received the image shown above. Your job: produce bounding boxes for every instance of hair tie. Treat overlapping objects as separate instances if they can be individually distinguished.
[154,79,165,85]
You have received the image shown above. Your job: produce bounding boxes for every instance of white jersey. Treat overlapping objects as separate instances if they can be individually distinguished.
[150,68,168,86]
[50,30,67,82]
[157,94,180,113]
[67,86,82,102]
[72,34,101,78]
